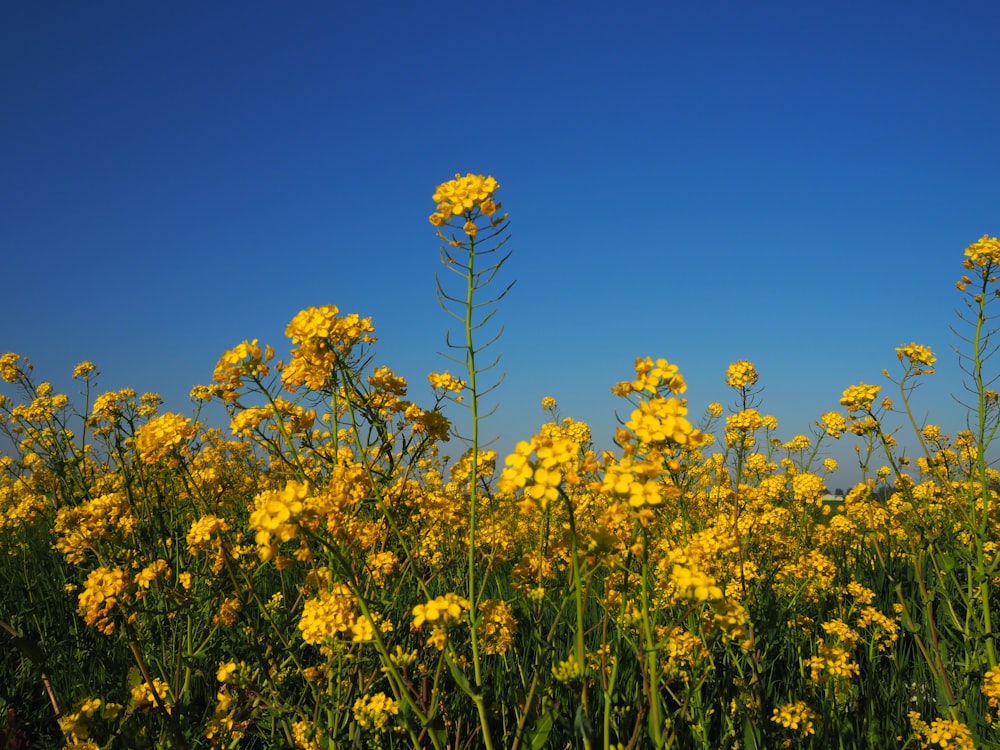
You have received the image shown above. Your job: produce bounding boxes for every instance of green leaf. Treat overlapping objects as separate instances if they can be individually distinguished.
[742,715,760,750]
[529,710,554,750]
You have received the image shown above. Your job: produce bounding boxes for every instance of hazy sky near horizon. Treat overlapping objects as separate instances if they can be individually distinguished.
[3,2,999,487]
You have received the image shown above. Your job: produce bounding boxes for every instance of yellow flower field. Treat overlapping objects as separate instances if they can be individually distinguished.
[1,177,999,749]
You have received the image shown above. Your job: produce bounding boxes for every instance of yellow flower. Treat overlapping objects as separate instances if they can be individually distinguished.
[187,514,230,554]
[552,653,584,682]
[431,173,499,218]
[627,397,704,447]
[725,360,758,389]
[983,666,1000,708]
[412,593,470,629]
[792,473,825,505]
[428,370,466,393]
[896,342,936,368]
[477,599,517,655]
[298,583,359,644]
[78,567,130,635]
[670,564,722,602]
[782,434,810,452]
[249,480,309,558]
[0,353,24,383]
[130,677,172,713]
[353,692,399,733]
[839,383,881,413]
[135,412,197,464]
[72,361,98,380]
[964,234,1000,267]
[216,661,238,683]
[771,701,816,736]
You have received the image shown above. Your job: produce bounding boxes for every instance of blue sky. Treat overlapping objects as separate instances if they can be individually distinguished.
[3,1,999,488]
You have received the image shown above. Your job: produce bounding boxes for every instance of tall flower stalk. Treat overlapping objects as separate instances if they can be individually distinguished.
[430,174,513,748]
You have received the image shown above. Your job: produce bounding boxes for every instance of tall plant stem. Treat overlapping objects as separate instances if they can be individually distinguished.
[461,234,496,750]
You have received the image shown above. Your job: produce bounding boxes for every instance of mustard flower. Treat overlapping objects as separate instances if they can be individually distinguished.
[412,593,470,629]
[130,677,172,713]
[670,564,722,602]
[782,434,810,452]
[249,480,309,559]
[78,567,130,635]
[281,307,375,391]
[725,360,758,389]
[963,234,1000,268]
[982,666,1000,710]
[430,173,500,221]
[807,640,860,683]
[708,599,751,647]
[627,356,687,395]
[187,514,230,554]
[366,550,398,585]
[526,465,562,507]
[428,370,466,393]
[896,342,936,368]
[856,606,898,651]
[90,388,137,424]
[792,473,826,505]
[840,382,881,413]
[134,559,170,590]
[627,397,704,447]
[352,692,399,733]
[0,352,25,383]
[771,701,816,736]
[59,698,122,746]
[135,412,197,464]
[0,482,47,554]
[909,713,975,750]
[216,661,239,683]
[72,361,98,380]
[54,493,131,560]
[552,653,584,682]
[477,599,518,655]
[298,583,360,644]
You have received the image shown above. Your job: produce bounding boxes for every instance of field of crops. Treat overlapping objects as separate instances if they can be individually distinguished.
[2,176,1000,748]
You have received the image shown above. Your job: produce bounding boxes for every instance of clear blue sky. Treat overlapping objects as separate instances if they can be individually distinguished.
[4,2,999,488]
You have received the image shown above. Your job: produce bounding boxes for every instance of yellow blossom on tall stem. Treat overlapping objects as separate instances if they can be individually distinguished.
[430,173,510,750]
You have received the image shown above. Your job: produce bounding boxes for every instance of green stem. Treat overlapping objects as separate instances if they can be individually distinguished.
[461,226,494,750]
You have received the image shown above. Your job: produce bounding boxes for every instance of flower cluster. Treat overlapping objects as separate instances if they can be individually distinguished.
[281,305,376,391]
[77,567,130,635]
[477,599,518,655]
[771,700,816,736]
[248,480,309,560]
[839,383,881,413]
[896,342,936,368]
[428,173,500,232]
[411,593,470,629]
[298,583,372,645]
[909,712,975,750]
[498,433,580,509]
[131,677,173,713]
[725,360,758,389]
[135,412,197,464]
[963,234,1000,268]
[353,692,400,734]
